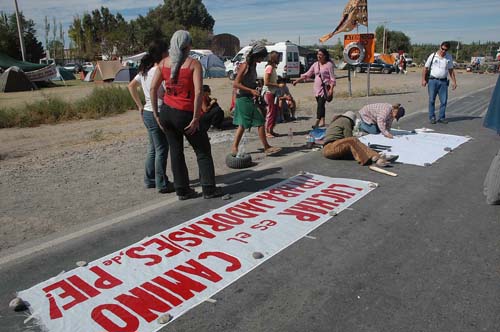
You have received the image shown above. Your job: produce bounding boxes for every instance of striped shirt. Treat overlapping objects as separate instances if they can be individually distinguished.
[358,103,394,136]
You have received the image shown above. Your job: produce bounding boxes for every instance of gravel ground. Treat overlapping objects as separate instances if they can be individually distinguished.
[0,70,497,252]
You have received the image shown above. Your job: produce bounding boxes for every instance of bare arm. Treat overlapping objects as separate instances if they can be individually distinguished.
[185,59,202,135]
[150,63,164,128]
[449,68,457,90]
[421,67,429,87]
[233,62,259,97]
[127,78,143,117]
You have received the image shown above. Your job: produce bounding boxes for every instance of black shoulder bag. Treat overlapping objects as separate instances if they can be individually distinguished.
[317,62,333,102]
[425,53,436,83]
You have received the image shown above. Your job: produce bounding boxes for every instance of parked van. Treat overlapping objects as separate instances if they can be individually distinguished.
[225,41,300,81]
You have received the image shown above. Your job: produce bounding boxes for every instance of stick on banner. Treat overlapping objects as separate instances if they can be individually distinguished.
[18,173,377,332]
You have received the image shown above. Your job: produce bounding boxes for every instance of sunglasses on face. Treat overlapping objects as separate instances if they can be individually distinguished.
[441,47,448,52]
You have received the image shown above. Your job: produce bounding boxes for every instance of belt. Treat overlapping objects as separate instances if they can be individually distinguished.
[429,76,447,81]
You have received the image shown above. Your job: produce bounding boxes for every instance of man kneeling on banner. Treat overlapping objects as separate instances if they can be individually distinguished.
[358,103,405,139]
[322,111,398,167]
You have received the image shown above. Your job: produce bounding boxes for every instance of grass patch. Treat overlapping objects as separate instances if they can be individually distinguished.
[0,85,142,128]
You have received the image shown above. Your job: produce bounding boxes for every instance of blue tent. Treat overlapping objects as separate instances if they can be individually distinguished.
[51,66,75,81]
[199,54,226,78]
[114,67,138,83]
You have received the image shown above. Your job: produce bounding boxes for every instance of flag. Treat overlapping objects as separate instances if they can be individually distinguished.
[319,0,368,43]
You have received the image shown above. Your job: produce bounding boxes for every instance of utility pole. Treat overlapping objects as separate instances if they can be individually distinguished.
[14,0,26,61]
[382,21,388,54]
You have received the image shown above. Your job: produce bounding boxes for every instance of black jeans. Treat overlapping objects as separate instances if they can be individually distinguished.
[200,104,224,131]
[159,105,216,196]
[315,96,327,120]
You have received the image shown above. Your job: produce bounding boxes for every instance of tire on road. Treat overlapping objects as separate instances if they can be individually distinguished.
[226,153,253,169]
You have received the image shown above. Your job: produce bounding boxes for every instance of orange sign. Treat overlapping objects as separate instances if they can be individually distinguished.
[344,33,375,64]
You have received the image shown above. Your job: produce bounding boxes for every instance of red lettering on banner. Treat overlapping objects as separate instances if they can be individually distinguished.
[116,287,173,322]
[91,266,123,290]
[250,219,278,231]
[302,197,339,210]
[154,270,207,300]
[199,251,242,272]
[141,282,183,307]
[255,192,287,203]
[232,201,268,213]
[67,275,100,298]
[269,189,301,198]
[168,231,203,247]
[43,280,88,318]
[328,183,363,193]
[213,213,244,225]
[92,303,139,332]
[288,202,329,215]
[182,224,217,239]
[247,198,275,209]
[226,206,260,219]
[291,175,325,189]
[176,259,223,283]
[312,190,350,202]
[142,237,184,257]
[226,232,251,244]
[196,217,235,232]
[125,246,163,266]
[278,208,321,222]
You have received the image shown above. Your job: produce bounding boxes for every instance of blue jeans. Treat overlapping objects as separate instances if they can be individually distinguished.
[359,120,380,134]
[142,111,169,190]
[428,79,448,121]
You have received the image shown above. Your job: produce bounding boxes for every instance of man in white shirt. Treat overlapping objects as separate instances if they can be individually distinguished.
[421,41,457,124]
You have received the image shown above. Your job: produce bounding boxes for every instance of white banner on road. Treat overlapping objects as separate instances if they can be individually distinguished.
[18,173,376,332]
[359,130,471,166]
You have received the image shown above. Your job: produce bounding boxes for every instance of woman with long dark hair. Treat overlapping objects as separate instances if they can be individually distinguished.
[293,48,336,128]
[150,30,222,200]
[128,40,173,193]
[231,42,281,156]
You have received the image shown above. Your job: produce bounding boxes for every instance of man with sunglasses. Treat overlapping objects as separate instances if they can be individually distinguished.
[421,41,457,124]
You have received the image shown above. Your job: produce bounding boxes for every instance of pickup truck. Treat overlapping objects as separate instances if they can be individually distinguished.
[351,59,394,74]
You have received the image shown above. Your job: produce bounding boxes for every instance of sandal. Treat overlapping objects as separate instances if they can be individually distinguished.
[266,133,275,138]
[376,158,390,167]
[265,146,282,156]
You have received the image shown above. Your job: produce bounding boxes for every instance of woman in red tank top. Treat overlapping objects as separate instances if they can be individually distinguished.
[150,30,222,200]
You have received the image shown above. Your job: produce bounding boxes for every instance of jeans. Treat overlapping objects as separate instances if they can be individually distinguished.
[142,111,169,190]
[428,79,448,120]
[359,120,380,134]
[159,105,216,196]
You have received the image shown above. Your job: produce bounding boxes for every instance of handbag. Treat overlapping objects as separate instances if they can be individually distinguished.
[317,62,333,102]
[425,53,436,83]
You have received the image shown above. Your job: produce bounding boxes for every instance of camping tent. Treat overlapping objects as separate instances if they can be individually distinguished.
[114,67,138,83]
[0,67,36,92]
[52,66,76,81]
[91,60,123,82]
[199,54,226,78]
[83,70,93,82]
[0,53,47,72]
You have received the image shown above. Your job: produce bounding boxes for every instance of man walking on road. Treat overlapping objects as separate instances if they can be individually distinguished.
[422,41,457,124]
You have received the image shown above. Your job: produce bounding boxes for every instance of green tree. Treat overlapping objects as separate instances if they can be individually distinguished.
[0,11,44,62]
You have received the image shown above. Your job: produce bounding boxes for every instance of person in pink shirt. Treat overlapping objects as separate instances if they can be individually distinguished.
[262,51,284,137]
[293,48,336,128]
[358,103,405,138]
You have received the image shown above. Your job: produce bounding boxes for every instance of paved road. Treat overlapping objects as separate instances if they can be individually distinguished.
[1,87,499,332]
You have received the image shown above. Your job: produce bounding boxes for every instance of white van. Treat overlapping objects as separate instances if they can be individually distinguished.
[225,41,300,81]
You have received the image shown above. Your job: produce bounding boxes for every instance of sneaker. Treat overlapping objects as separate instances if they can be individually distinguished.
[437,119,448,124]
[177,188,200,201]
[380,153,399,163]
[203,187,224,199]
[430,118,437,124]
[158,182,175,194]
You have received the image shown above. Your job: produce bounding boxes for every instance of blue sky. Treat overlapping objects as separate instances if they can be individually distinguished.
[1,0,499,49]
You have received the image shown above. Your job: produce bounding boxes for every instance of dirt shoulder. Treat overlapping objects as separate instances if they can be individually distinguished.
[0,70,497,253]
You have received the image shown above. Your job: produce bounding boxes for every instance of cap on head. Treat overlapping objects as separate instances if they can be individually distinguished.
[342,110,357,123]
